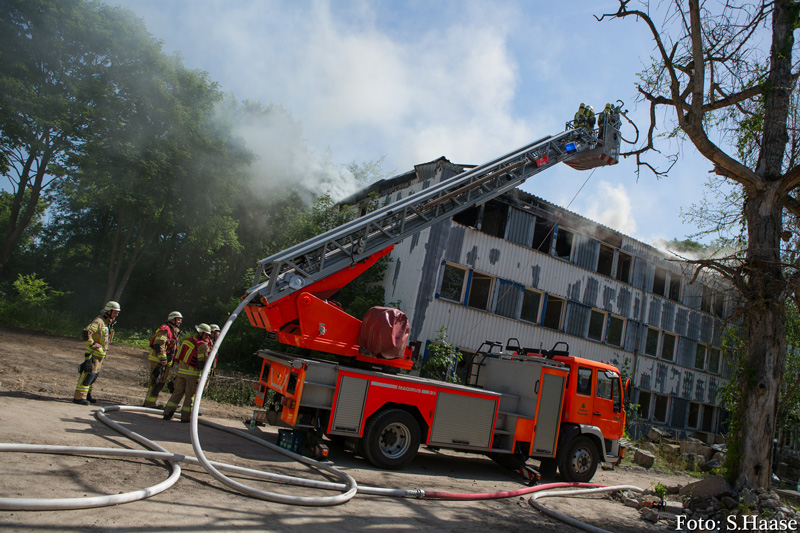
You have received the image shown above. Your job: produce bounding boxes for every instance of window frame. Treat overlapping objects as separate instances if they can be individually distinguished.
[606,315,626,347]
[597,244,615,277]
[616,251,633,284]
[653,266,668,297]
[541,295,565,331]
[466,271,494,311]
[660,332,676,361]
[520,288,543,324]
[438,263,467,303]
[653,394,670,423]
[587,309,606,342]
[553,226,574,262]
[707,347,721,374]
[694,343,707,370]
[637,391,653,420]
[644,327,660,357]
[687,402,701,429]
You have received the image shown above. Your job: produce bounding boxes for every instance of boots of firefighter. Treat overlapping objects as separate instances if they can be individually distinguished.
[73,398,90,405]
[163,409,175,421]
[86,392,97,404]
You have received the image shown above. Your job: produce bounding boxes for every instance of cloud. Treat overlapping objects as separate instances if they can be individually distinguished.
[583,180,638,235]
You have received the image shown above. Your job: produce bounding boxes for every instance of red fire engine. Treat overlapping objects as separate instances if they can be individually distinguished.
[243,111,629,482]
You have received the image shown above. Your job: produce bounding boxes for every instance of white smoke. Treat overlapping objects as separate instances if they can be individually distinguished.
[583,180,638,235]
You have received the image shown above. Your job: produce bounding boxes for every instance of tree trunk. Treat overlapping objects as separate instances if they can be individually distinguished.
[737,186,787,488]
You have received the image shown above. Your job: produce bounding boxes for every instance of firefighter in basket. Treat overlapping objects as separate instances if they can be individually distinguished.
[73,301,120,405]
[163,323,211,422]
[143,311,182,408]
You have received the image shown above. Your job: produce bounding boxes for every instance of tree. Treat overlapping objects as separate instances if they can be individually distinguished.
[601,1,799,489]
[0,0,146,278]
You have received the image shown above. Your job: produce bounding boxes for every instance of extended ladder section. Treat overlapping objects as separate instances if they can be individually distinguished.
[243,123,620,369]
[249,126,617,303]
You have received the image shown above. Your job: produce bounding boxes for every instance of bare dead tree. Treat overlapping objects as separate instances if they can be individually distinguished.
[599,0,800,489]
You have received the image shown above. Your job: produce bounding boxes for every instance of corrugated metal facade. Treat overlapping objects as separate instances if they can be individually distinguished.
[357,158,736,436]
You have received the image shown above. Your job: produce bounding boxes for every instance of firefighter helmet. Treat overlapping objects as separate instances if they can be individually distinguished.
[579,103,585,108]
[167,311,183,321]
[103,301,121,312]
[195,323,212,335]
[209,324,220,332]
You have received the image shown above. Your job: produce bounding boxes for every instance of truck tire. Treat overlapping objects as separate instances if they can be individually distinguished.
[362,409,420,469]
[559,436,598,482]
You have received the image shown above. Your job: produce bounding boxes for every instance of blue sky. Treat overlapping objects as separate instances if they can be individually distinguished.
[110,0,723,246]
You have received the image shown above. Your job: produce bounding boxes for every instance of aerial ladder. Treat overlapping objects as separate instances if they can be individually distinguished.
[243,115,622,371]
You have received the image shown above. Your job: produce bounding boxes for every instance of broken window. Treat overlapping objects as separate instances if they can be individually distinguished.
[467,272,493,311]
[701,285,712,313]
[660,333,676,361]
[439,264,466,302]
[587,310,606,341]
[606,315,625,347]
[541,295,565,330]
[687,402,700,429]
[597,244,614,277]
[480,200,508,238]
[653,267,668,297]
[452,206,479,228]
[694,344,707,370]
[520,289,542,324]
[653,394,669,423]
[701,405,715,432]
[644,327,659,356]
[668,277,682,302]
[707,347,721,374]
[714,295,725,319]
[553,227,574,261]
[637,391,652,419]
[531,217,554,253]
[616,252,632,284]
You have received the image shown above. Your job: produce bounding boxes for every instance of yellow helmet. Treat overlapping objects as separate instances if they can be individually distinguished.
[579,103,585,108]
[195,323,212,335]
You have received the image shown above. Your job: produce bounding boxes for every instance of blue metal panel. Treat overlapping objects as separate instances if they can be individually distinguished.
[660,301,675,332]
[574,235,599,270]
[506,207,535,248]
[676,336,694,368]
[671,398,688,428]
[565,301,589,337]
[495,279,521,319]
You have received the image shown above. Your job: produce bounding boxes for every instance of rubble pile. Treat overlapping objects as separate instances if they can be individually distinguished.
[612,476,800,530]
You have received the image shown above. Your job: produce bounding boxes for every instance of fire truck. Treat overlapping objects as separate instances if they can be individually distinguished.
[242,111,629,482]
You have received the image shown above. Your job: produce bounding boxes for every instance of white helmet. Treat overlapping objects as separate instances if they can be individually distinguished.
[195,323,212,335]
[167,311,183,321]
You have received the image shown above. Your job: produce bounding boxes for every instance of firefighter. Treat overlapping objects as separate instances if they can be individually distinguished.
[143,311,183,408]
[74,301,120,405]
[597,103,614,136]
[574,103,588,128]
[163,323,211,422]
[203,324,221,393]
[586,105,596,129]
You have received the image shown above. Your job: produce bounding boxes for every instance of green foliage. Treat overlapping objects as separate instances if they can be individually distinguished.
[416,326,462,383]
[0,274,77,334]
[204,373,257,406]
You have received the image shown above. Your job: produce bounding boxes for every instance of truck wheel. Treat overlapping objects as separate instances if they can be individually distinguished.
[362,409,420,469]
[559,436,598,482]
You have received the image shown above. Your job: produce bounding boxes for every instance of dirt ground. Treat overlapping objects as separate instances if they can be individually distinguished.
[0,326,696,532]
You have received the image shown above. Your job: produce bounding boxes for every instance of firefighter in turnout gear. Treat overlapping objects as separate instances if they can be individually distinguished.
[143,311,183,408]
[163,323,211,422]
[574,103,588,128]
[74,301,120,405]
[203,324,221,394]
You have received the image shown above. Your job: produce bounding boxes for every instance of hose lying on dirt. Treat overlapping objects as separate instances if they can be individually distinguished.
[529,485,644,533]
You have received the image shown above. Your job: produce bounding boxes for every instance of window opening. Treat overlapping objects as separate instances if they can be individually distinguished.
[668,277,682,302]
[587,310,606,341]
[694,344,707,370]
[653,267,668,297]
[520,289,541,324]
[532,218,554,253]
[554,227,574,261]
[467,272,493,311]
[638,391,652,419]
[616,252,632,284]
[687,402,700,429]
[606,316,625,347]
[653,394,669,423]
[596,371,613,400]
[597,244,614,277]
[660,333,676,361]
[707,347,721,374]
[541,296,565,330]
[644,327,659,356]
[480,200,508,238]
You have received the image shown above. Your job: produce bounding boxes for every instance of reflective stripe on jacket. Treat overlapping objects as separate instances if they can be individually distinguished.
[84,315,111,358]
[175,336,208,374]
[148,324,178,363]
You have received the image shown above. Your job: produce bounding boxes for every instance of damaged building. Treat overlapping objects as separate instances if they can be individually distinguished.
[342,156,734,439]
